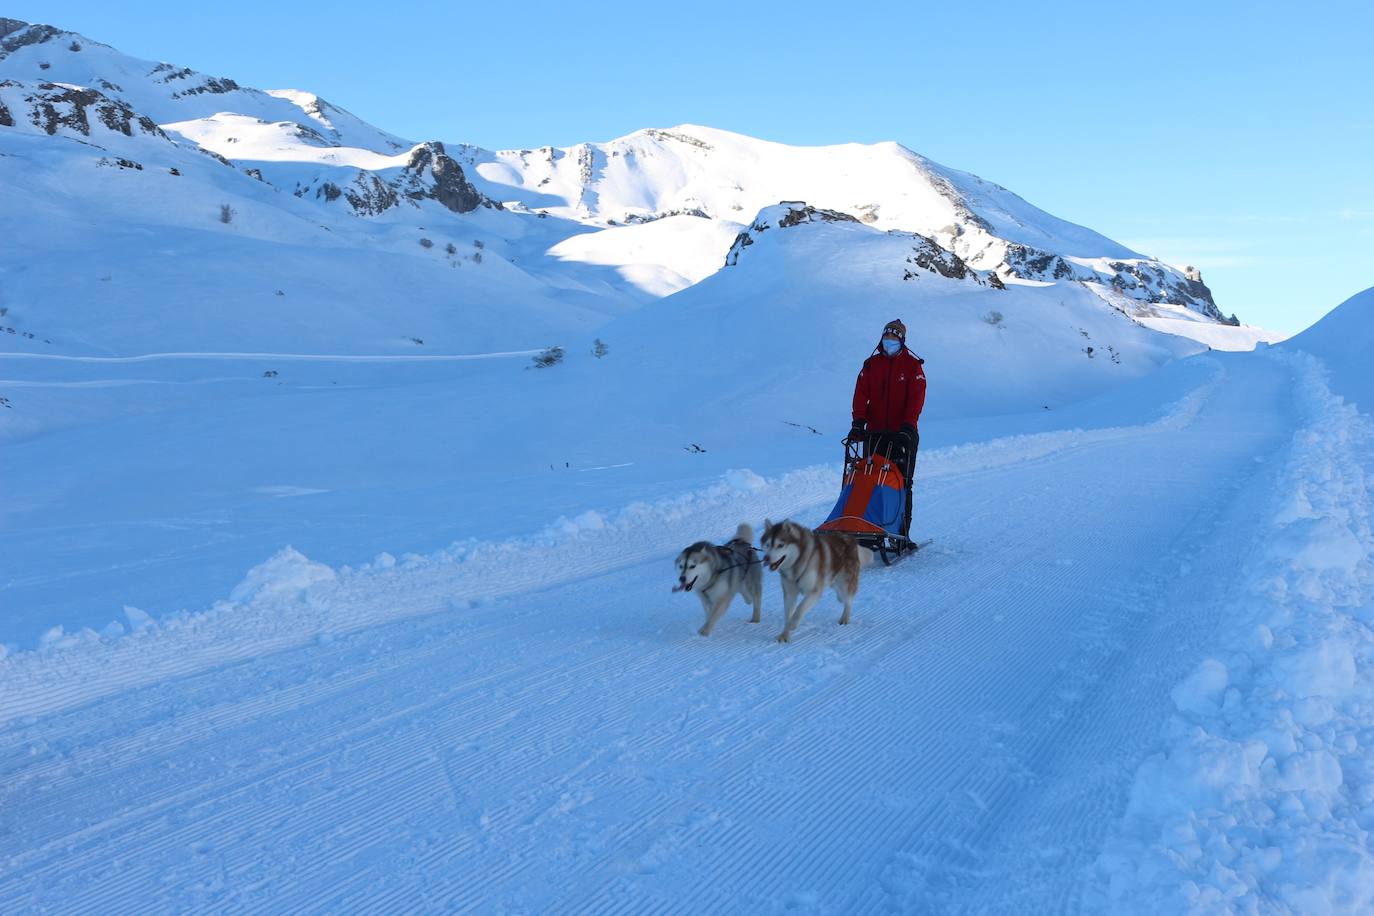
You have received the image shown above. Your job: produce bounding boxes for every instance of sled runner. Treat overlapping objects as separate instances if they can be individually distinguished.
[817,437,924,565]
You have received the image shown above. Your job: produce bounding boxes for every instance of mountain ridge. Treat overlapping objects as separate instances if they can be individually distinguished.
[0,15,1260,361]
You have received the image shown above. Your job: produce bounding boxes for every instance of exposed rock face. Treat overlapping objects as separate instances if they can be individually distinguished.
[298,144,494,217]
[0,97,11,127]
[776,202,859,229]
[1002,243,1075,281]
[643,128,713,151]
[148,63,241,99]
[399,142,486,214]
[0,22,62,59]
[197,146,233,167]
[6,81,165,139]
[724,230,754,265]
[905,237,972,281]
[727,201,862,265]
[1000,242,1223,320]
[343,171,398,216]
[623,207,708,224]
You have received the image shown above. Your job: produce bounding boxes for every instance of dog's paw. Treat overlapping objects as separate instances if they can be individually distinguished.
[698,625,712,637]
[776,631,791,643]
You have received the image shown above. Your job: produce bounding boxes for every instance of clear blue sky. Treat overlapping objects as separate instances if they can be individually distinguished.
[13,0,1373,333]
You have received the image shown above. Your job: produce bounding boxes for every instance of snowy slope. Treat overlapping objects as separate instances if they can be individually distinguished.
[0,199,1208,650]
[4,342,1371,913]
[0,15,1248,348]
[0,17,408,151]
[1284,285,1374,411]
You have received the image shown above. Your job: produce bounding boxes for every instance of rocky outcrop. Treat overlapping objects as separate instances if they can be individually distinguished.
[0,21,62,59]
[148,63,241,99]
[905,237,973,281]
[1002,244,1077,282]
[398,142,490,214]
[777,203,859,229]
[197,146,234,167]
[343,171,399,216]
[623,207,708,224]
[900,235,1005,288]
[726,202,861,264]
[643,128,713,151]
[5,81,165,139]
[0,18,28,41]
[1000,242,1223,320]
[300,143,497,218]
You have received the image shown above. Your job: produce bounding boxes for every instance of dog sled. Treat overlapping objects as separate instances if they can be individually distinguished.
[816,436,925,565]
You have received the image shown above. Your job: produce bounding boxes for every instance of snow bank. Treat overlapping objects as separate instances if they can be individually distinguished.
[0,383,1216,725]
[1090,352,1374,913]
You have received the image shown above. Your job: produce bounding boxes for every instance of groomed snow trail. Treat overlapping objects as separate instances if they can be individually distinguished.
[0,355,1298,912]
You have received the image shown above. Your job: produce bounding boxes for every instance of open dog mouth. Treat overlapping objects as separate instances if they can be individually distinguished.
[767,556,784,572]
[674,575,698,593]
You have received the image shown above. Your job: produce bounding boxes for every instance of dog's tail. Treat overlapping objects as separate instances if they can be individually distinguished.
[734,522,754,545]
[858,545,876,569]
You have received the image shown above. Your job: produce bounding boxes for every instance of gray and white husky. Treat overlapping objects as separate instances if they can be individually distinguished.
[673,523,764,637]
[760,518,874,643]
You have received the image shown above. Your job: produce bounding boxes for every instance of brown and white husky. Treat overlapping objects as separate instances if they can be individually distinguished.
[760,519,873,643]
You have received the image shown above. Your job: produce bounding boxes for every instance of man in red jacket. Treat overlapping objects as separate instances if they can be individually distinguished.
[848,319,926,537]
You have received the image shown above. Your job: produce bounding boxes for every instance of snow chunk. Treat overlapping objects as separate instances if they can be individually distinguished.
[123,605,156,633]
[1126,730,1268,819]
[723,468,768,493]
[1171,658,1229,716]
[547,510,607,537]
[229,547,336,603]
[1276,639,1357,701]
[1270,517,1364,573]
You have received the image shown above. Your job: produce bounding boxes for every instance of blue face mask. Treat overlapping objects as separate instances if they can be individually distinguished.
[882,338,902,355]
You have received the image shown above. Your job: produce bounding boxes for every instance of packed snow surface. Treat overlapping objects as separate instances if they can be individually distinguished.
[4,342,1373,912]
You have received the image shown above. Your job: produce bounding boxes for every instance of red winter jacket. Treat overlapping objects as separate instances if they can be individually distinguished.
[852,347,926,432]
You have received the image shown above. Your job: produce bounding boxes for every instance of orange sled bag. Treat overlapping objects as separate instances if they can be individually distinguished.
[816,452,906,537]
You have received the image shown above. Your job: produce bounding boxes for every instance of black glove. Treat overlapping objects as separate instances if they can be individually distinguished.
[898,424,916,448]
[848,420,866,442]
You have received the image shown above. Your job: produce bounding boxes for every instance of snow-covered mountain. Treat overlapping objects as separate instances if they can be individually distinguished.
[0,14,1275,366]
[0,17,408,150]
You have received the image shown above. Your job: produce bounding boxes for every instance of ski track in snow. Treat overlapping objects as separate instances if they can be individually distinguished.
[0,369,1219,724]
[2,354,1371,911]
[1087,352,1374,914]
